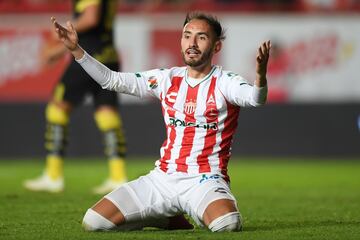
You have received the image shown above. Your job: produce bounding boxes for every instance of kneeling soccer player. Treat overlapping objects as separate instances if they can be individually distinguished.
[51,12,271,231]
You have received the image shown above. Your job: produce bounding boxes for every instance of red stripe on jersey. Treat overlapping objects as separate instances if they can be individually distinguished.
[197,76,218,173]
[176,84,200,172]
[160,76,183,172]
[160,92,168,149]
[219,100,240,182]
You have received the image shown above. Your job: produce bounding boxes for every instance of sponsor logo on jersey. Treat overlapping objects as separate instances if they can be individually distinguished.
[147,76,158,89]
[204,108,218,120]
[205,94,218,120]
[169,117,218,130]
[207,94,216,105]
[184,99,196,115]
[166,92,177,104]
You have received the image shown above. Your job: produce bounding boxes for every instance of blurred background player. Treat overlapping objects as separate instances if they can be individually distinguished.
[24,0,127,194]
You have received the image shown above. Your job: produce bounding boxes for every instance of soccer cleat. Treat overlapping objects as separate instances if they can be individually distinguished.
[23,173,64,193]
[92,179,127,195]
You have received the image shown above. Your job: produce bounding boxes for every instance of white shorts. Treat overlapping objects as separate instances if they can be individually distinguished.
[104,167,238,227]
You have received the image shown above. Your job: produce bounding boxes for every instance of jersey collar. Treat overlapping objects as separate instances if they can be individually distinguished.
[185,65,218,88]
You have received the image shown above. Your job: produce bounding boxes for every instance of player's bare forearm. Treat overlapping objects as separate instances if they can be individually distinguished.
[255,74,267,88]
[254,40,271,88]
[51,17,84,60]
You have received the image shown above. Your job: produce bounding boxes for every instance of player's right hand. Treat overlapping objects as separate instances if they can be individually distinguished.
[51,17,79,52]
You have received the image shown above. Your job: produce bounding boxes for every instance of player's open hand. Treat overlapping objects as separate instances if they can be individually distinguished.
[51,17,78,52]
[256,40,271,78]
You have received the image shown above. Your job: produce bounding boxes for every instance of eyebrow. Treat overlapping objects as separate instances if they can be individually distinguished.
[183,30,210,37]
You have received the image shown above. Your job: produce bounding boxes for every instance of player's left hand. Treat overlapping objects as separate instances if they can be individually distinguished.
[256,40,271,78]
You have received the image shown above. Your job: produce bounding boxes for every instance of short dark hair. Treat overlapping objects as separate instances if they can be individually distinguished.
[183,12,226,41]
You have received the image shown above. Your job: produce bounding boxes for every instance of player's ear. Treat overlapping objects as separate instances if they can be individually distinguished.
[214,40,222,54]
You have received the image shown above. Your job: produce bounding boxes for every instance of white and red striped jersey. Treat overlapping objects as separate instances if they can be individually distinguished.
[77,52,267,181]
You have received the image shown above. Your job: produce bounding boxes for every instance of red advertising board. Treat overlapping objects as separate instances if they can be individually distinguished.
[0,29,69,102]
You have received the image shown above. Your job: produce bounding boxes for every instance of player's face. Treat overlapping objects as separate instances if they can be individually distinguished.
[181,19,219,68]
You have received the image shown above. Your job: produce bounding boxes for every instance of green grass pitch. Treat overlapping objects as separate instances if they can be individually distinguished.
[0,158,360,240]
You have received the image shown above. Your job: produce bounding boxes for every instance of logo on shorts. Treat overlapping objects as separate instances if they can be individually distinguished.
[199,174,220,184]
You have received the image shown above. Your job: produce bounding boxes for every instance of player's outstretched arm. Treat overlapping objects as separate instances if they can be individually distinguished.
[254,40,271,87]
[51,17,84,60]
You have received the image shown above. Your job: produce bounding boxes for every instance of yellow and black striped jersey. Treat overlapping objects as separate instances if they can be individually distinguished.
[73,0,118,63]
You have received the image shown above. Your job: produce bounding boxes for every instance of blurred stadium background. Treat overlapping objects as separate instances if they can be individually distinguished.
[0,0,359,158]
[1,1,360,239]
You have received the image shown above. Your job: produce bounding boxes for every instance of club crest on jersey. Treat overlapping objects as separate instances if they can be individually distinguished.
[184,99,196,115]
[147,76,158,89]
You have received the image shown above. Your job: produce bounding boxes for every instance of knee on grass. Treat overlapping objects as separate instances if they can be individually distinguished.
[208,212,242,232]
[82,208,116,231]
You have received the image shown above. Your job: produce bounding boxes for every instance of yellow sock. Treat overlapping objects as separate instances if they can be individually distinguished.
[46,155,63,180]
[109,158,127,182]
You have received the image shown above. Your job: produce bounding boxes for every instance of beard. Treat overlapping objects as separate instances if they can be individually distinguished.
[181,47,213,67]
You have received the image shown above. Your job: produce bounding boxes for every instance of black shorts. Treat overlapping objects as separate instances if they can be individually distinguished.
[52,59,120,108]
